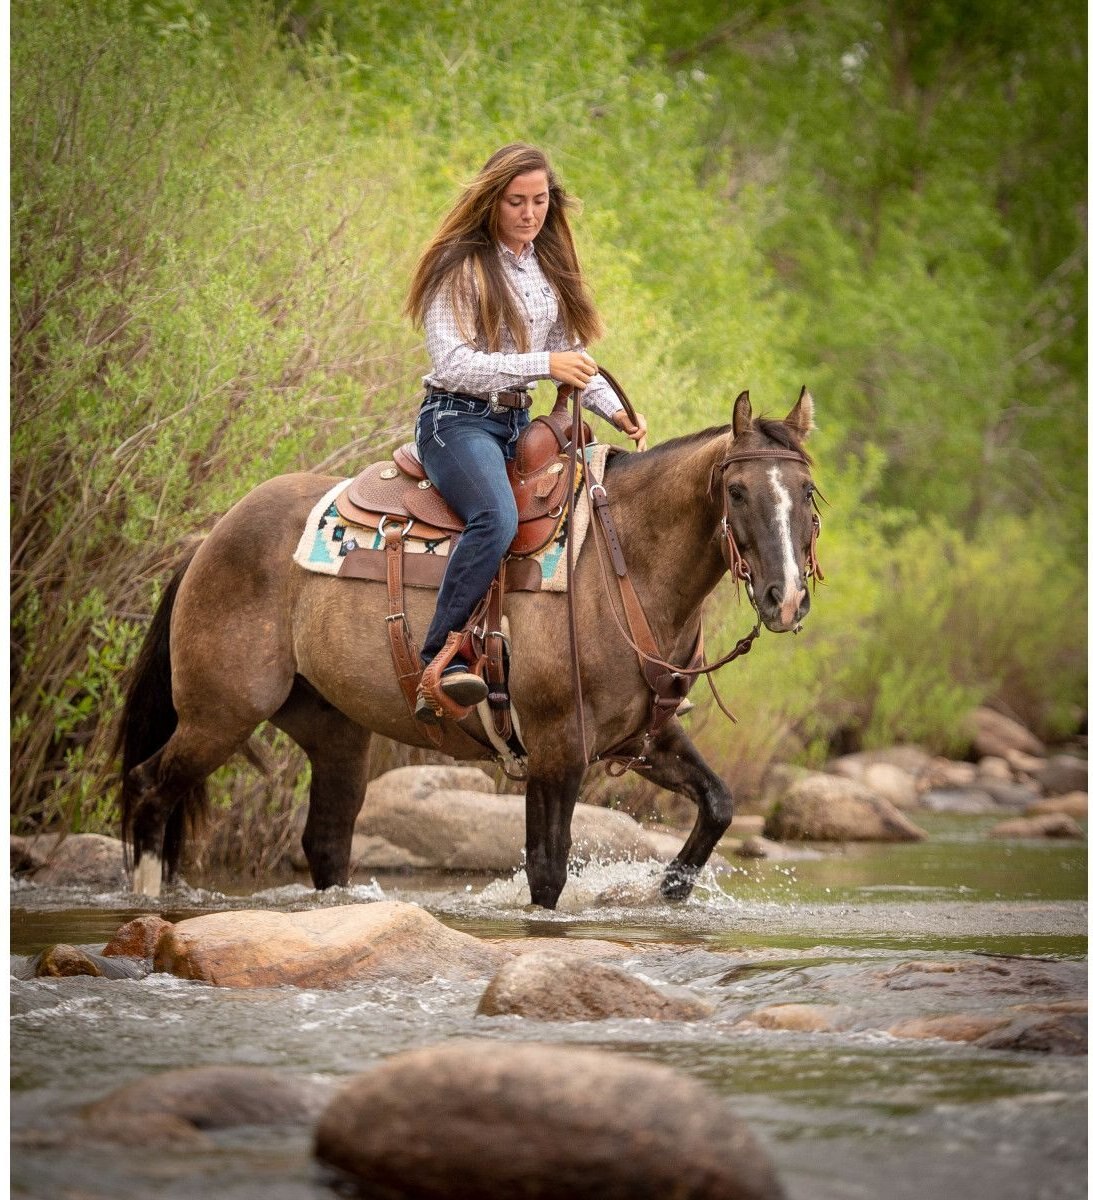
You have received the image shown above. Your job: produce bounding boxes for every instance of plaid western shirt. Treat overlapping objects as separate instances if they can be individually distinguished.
[421,241,623,422]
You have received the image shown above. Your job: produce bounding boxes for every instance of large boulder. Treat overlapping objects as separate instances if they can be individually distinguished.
[314,1041,787,1200]
[103,914,175,958]
[363,764,499,810]
[764,774,928,842]
[358,786,657,871]
[18,833,127,889]
[477,951,713,1022]
[826,760,919,810]
[965,707,1045,760]
[153,901,506,988]
[87,1066,331,1143]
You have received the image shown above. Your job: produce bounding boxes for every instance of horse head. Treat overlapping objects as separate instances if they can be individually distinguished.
[716,387,821,633]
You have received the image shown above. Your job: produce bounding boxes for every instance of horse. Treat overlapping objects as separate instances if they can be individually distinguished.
[117,388,821,908]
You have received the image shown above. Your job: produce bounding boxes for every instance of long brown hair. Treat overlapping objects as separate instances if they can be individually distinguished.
[405,143,604,352]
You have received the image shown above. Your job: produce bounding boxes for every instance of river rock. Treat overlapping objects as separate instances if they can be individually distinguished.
[975,780,1042,809]
[922,758,979,789]
[764,774,928,842]
[364,764,498,810]
[888,1014,1012,1043]
[32,944,104,978]
[11,833,64,874]
[1034,755,1088,796]
[827,756,922,809]
[358,787,657,871]
[919,788,1000,815]
[23,834,128,889]
[735,835,822,861]
[830,745,934,774]
[975,1011,1087,1055]
[989,814,1084,839]
[313,1041,787,1200]
[756,762,812,813]
[477,951,713,1021]
[874,958,1084,1000]
[741,1004,845,1033]
[153,901,505,988]
[1026,793,1088,818]
[1005,749,1048,775]
[966,707,1045,760]
[977,756,1014,782]
[87,1065,331,1142]
[103,914,174,958]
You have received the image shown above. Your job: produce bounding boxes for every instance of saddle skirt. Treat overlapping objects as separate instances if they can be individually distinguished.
[335,408,590,558]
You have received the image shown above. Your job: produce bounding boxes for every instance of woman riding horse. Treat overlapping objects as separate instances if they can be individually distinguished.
[404,143,647,720]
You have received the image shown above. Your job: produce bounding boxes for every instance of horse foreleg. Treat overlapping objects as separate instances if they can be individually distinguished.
[638,721,734,901]
[271,682,371,890]
[524,764,585,909]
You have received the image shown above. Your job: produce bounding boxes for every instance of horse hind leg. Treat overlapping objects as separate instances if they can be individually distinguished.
[271,679,372,890]
[126,722,256,897]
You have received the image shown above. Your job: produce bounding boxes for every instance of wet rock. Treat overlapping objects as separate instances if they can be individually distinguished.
[103,914,174,958]
[358,786,658,871]
[888,1014,1012,1043]
[87,1066,331,1142]
[10,833,63,874]
[735,835,822,861]
[874,958,1084,1000]
[740,1004,845,1033]
[364,764,499,810]
[1034,755,1088,796]
[989,814,1084,839]
[765,774,928,842]
[1026,793,1088,818]
[1005,749,1048,775]
[32,944,103,978]
[154,901,505,988]
[975,1011,1087,1055]
[497,938,635,961]
[477,951,713,1022]
[350,833,431,870]
[966,707,1045,760]
[756,762,812,813]
[827,758,920,810]
[314,1041,787,1200]
[919,788,1000,815]
[22,833,128,889]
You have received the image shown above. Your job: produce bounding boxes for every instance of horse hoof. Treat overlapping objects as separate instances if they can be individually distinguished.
[130,853,163,899]
[660,868,697,902]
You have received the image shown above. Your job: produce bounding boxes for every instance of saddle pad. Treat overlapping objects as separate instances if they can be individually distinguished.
[292,443,609,594]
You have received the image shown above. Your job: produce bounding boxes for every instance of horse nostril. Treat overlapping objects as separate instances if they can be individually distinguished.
[764,583,784,608]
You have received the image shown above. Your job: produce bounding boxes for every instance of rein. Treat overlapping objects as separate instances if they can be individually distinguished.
[560,379,824,775]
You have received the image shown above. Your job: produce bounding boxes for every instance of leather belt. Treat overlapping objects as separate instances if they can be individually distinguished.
[426,388,532,412]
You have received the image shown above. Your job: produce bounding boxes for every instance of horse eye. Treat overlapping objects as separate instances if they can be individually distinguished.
[728,485,746,504]
[804,482,816,502]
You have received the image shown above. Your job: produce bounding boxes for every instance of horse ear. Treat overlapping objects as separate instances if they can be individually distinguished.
[784,386,815,440]
[732,391,753,438]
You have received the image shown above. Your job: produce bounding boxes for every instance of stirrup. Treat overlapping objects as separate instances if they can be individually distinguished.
[417,632,481,724]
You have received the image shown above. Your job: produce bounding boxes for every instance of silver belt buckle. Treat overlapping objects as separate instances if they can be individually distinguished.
[489,391,504,414]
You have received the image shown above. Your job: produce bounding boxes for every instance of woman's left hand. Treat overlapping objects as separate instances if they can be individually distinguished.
[612,408,648,452]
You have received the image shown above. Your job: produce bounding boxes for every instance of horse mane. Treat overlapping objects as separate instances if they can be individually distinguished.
[604,413,811,473]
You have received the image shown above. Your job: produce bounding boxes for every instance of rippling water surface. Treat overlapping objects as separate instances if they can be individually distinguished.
[10,814,1088,1199]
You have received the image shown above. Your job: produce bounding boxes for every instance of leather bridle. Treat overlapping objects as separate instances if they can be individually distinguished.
[561,375,825,775]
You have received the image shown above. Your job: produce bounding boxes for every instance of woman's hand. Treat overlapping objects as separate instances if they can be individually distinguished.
[549,350,598,389]
[612,408,648,451]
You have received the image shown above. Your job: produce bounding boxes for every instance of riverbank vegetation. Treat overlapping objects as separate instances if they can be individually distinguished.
[11,0,1085,847]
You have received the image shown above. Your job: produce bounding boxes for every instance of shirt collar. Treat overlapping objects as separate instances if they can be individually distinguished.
[497,240,537,264]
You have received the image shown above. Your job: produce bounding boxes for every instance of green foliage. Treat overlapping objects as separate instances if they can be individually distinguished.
[11,0,1085,845]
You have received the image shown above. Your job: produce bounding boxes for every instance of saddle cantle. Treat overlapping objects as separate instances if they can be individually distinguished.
[335,406,590,558]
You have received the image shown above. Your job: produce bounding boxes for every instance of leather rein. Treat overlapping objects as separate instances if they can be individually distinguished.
[561,372,825,775]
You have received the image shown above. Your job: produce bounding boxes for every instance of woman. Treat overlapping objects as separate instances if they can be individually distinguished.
[405,143,647,722]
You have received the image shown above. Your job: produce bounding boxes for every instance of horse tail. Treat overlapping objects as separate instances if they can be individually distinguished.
[115,547,204,866]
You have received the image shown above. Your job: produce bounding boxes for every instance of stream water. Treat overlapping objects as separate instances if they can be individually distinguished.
[9,813,1088,1199]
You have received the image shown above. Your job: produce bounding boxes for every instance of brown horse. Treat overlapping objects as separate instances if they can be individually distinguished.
[118,389,821,907]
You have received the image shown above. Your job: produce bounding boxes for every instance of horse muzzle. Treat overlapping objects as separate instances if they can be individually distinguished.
[757,581,810,633]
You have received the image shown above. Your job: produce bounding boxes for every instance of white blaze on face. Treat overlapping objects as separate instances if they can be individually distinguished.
[768,465,805,625]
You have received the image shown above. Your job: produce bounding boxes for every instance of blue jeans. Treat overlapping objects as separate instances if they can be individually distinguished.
[415,393,530,665]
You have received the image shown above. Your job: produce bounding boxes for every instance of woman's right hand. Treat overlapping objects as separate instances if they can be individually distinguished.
[549,350,598,389]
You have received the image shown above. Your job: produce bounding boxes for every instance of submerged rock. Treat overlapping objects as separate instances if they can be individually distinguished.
[765,774,928,842]
[989,814,1084,839]
[740,1004,845,1033]
[87,1065,331,1143]
[154,901,505,988]
[314,1041,787,1199]
[477,950,713,1022]
[919,788,999,815]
